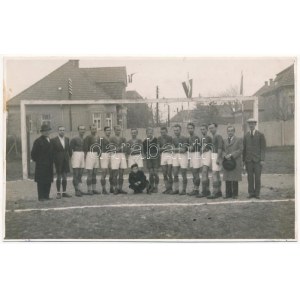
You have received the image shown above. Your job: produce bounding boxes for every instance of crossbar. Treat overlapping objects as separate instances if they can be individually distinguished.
[20,96,258,179]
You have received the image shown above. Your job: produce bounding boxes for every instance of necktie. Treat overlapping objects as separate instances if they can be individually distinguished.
[251,130,254,137]
[228,137,231,144]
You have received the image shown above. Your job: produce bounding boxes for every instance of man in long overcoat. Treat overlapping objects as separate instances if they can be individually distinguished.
[51,126,72,199]
[222,125,243,199]
[31,124,54,201]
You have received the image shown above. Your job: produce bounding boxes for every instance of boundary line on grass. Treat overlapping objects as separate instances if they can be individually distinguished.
[7,199,294,213]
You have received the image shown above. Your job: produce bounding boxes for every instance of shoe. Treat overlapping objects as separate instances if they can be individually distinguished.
[75,191,82,197]
[232,196,238,199]
[118,189,128,194]
[223,195,232,199]
[134,190,143,194]
[255,196,260,199]
[179,190,186,195]
[87,191,93,196]
[102,189,109,195]
[162,189,169,194]
[62,192,72,198]
[197,192,209,198]
[38,198,47,201]
[187,190,199,196]
[56,193,61,199]
[247,194,255,199]
[207,194,218,199]
[110,187,114,193]
[152,187,158,193]
[170,190,179,195]
[215,192,223,197]
[113,189,119,195]
[92,190,101,195]
[45,197,53,201]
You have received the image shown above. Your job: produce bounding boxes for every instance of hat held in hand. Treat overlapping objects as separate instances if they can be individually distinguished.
[222,157,236,171]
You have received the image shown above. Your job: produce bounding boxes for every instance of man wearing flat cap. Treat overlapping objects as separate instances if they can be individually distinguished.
[243,118,266,199]
[31,124,54,201]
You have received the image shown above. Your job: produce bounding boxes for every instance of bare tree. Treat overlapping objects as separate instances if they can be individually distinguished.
[218,85,242,115]
[270,97,292,122]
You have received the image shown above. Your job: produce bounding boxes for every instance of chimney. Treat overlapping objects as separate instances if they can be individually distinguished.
[269,78,274,86]
[69,60,79,68]
[264,81,268,86]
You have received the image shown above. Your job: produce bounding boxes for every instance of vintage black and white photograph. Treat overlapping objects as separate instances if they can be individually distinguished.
[3,57,296,240]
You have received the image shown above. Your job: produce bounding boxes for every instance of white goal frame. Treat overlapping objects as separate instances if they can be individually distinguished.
[20,96,258,179]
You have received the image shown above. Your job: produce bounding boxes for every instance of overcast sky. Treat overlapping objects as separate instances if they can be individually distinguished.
[4,57,295,119]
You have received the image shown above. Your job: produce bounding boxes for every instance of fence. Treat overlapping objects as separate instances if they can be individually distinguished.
[259,119,294,147]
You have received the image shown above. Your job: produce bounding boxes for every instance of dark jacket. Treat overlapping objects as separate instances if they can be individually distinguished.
[243,130,266,163]
[51,136,71,172]
[129,170,147,187]
[31,135,54,183]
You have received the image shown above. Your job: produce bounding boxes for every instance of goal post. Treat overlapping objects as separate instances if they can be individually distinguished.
[20,96,258,179]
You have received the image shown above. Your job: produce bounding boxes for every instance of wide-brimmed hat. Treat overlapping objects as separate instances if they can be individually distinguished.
[247,118,257,123]
[222,157,236,171]
[40,124,52,132]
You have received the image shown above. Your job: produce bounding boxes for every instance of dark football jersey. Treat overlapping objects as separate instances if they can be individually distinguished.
[83,134,100,154]
[109,136,127,153]
[143,137,159,158]
[188,134,201,152]
[70,136,84,152]
[157,135,173,153]
[99,136,112,153]
[200,135,213,153]
[172,135,189,153]
[127,138,143,155]
[211,134,224,154]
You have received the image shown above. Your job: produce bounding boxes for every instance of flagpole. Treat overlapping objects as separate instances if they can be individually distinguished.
[240,71,245,134]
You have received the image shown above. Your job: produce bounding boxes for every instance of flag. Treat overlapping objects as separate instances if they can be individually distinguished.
[128,73,136,83]
[182,78,193,98]
[240,71,243,95]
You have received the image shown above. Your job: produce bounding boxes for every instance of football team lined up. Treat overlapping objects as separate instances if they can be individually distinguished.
[31,119,266,201]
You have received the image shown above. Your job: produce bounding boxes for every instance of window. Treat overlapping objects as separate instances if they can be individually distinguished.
[27,115,33,133]
[41,114,51,127]
[93,112,102,130]
[105,113,113,129]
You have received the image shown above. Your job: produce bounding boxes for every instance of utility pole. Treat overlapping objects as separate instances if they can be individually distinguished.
[156,86,159,127]
[68,78,73,131]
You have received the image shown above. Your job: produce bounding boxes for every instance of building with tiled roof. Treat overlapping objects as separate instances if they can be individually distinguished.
[7,60,130,138]
[125,90,153,128]
[252,64,295,121]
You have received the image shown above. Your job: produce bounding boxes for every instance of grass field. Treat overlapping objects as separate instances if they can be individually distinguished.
[5,172,295,240]
[4,145,295,240]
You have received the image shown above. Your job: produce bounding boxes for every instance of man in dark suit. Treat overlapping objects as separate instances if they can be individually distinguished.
[243,118,266,199]
[51,126,72,199]
[31,124,54,201]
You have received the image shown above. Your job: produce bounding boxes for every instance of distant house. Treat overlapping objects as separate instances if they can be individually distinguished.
[170,104,235,127]
[7,60,130,137]
[252,64,295,122]
[126,90,153,128]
